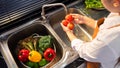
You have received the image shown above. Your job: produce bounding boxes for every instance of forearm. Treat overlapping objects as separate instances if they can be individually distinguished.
[83,16,97,29]
[65,31,77,42]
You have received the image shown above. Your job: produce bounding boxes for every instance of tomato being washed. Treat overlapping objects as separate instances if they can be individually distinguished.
[65,14,74,22]
[62,14,74,30]
[67,22,74,30]
[62,20,69,26]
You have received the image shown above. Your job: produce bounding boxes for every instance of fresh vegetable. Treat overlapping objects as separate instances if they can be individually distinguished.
[67,22,74,30]
[26,61,39,68]
[62,14,75,30]
[85,0,104,9]
[38,35,53,51]
[26,61,34,67]
[65,14,74,22]
[44,48,56,61]
[26,42,34,50]
[62,20,69,26]
[17,34,56,67]
[18,49,30,62]
[39,50,44,56]
[28,51,42,62]
[33,63,39,68]
[21,41,34,51]
[39,58,48,67]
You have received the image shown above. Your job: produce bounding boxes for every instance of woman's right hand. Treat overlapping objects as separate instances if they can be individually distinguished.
[70,14,85,24]
[70,14,96,29]
[60,23,72,33]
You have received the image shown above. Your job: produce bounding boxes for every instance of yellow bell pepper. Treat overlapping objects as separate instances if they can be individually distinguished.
[28,51,42,62]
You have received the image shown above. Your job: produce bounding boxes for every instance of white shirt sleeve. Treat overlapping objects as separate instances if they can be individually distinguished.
[71,12,120,68]
[71,29,116,62]
[71,39,84,51]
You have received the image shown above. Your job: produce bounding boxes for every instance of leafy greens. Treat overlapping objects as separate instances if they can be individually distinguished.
[85,0,104,9]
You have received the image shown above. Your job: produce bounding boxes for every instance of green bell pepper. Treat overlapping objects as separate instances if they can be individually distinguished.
[39,58,48,67]
[26,61,39,68]
[26,61,34,67]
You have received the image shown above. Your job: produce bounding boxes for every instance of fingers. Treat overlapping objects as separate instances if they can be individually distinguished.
[60,23,64,28]
[60,22,73,32]
[69,14,84,24]
[60,23,69,32]
[74,18,79,23]
[70,14,83,19]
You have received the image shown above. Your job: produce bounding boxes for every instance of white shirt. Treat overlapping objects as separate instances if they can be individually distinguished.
[71,13,120,68]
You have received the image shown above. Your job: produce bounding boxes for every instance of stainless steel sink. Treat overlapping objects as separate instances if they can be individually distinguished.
[0,21,65,68]
[0,6,93,68]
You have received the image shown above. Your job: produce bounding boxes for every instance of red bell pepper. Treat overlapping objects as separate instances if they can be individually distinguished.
[43,48,56,61]
[18,49,30,62]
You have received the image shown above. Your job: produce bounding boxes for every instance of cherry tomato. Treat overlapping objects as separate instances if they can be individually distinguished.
[65,14,74,22]
[62,20,69,26]
[67,23,74,30]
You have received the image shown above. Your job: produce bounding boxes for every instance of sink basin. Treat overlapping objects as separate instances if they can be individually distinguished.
[0,21,65,68]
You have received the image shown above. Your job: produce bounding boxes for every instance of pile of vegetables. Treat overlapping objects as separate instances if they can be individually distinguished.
[17,34,56,68]
[85,0,104,9]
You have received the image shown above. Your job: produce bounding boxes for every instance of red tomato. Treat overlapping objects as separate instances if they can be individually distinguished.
[62,20,69,26]
[67,23,74,30]
[65,14,74,22]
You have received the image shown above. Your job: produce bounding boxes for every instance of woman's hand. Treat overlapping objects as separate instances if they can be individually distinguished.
[70,14,96,29]
[60,23,73,33]
[71,14,85,24]
[60,23,77,41]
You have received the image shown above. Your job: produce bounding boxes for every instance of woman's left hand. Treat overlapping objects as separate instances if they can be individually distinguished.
[60,23,73,33]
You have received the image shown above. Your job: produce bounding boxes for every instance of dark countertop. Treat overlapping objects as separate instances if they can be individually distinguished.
[65,57,85,68]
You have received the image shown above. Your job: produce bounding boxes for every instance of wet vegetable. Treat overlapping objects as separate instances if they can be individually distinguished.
[62,20,69,26]
[38,35,53,51]
[67,22,74,30]
[62,14,75,30]
[18,49,30,62]
[44,48,56,61]
[65,14,74,22]
[28,51,42,62]
[17,34,56,67]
